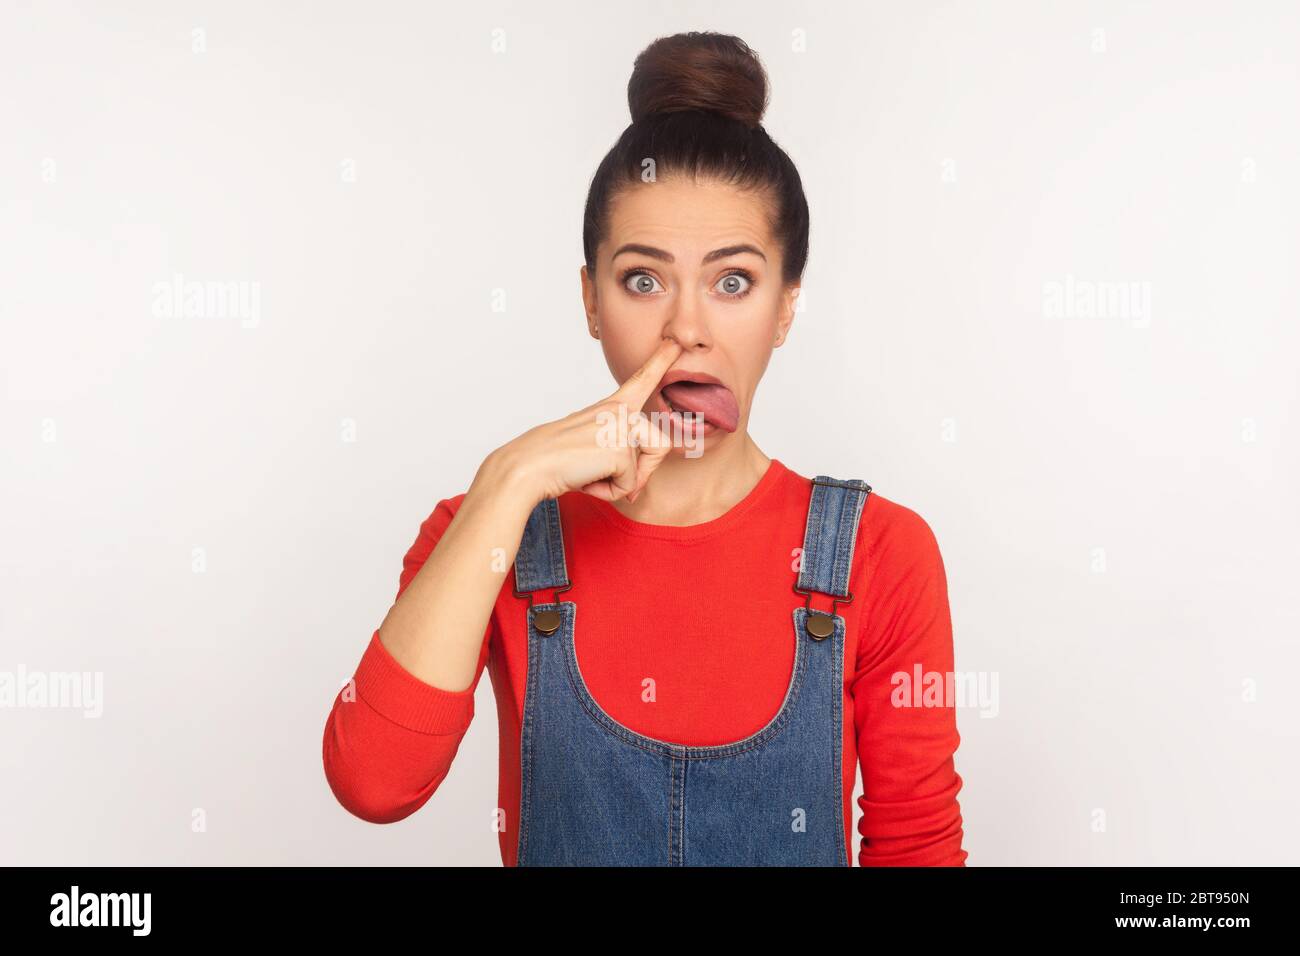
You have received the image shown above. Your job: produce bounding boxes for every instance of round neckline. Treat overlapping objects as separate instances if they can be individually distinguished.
[580,458,789,542]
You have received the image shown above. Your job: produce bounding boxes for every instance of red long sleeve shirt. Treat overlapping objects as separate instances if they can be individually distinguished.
[322,458,968,866]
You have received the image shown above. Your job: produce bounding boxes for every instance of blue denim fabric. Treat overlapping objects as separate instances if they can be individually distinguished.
[513,475,871,866]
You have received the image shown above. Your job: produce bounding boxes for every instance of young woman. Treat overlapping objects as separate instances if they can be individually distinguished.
[323,31,968,867]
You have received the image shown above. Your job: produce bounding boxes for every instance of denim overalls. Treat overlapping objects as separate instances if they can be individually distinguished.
[511,474,872,866]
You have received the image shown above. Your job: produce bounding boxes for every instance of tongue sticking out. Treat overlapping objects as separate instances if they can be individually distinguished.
[660,381,739,433]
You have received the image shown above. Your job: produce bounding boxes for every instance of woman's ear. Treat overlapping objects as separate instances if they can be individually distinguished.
[774,284,800,347]
[581,264,600,339]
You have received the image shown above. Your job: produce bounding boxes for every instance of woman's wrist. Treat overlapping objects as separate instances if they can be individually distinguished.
[469,445,542,517]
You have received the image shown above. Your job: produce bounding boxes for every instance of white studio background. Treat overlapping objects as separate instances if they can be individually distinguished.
[2,1,1297,866]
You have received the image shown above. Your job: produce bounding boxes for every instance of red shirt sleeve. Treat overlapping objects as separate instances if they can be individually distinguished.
[852,498,969,865]
[321,496,494,824]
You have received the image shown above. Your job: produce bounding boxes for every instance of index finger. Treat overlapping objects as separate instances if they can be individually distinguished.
[610,336,684,408]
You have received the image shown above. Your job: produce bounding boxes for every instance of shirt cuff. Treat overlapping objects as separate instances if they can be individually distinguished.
[351,630,476,735]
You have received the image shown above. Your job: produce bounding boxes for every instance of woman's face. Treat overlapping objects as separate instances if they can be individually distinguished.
[581,176,799,449]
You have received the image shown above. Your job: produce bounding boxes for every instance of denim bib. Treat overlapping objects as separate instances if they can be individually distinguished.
[511,475,871,866]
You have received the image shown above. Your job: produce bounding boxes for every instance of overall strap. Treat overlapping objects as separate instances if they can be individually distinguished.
[512,497,571,596]
[796,476,872,601]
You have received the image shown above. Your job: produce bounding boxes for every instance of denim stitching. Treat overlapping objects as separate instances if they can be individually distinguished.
[516,614,540,865]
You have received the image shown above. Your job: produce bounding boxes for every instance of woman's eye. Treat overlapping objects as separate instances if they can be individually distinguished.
[716,272,752,297]
[624,271,663,295]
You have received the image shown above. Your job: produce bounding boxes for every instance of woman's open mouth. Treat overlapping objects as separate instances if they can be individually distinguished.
[655,375,739,433]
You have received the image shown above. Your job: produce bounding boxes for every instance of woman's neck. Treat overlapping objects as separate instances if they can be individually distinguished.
[607,433,771,527]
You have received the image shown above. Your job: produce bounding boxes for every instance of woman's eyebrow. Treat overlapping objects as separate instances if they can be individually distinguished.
[611,243,767,264]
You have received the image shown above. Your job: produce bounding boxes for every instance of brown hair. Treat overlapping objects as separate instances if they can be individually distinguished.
[582,32,810,286]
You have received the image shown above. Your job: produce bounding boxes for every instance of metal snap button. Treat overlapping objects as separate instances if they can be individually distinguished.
[532,608,561,635]
[805,612,834,640]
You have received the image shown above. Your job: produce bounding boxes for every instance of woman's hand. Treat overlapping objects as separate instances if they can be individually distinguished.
[371,337,681,720]
[491,336,685,508]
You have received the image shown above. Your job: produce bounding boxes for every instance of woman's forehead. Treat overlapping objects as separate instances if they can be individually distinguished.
[605,179,776,254]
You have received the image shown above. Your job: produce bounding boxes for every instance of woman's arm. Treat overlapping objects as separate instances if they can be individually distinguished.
[377,452,539,691]
[322,338,686,824]
[367,336,683,693]
[851,499,969,865]
[321,453,537,824]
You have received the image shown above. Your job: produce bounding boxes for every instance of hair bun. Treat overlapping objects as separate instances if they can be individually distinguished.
[627,32,769,129]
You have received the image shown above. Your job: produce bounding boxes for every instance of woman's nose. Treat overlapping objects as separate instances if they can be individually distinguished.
[662,301,712,350]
